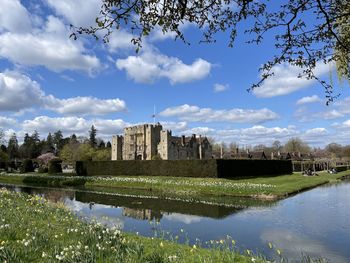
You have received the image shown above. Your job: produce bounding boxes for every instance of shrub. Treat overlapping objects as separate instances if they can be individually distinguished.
[20,159,34,173]
[48,159,62,174]
[38,166,49,173]
[335,166,348,172]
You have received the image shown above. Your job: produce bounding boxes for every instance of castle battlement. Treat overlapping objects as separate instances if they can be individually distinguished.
[111,124,212,160]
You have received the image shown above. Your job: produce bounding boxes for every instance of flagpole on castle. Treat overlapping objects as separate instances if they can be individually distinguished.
[153,105,156,125]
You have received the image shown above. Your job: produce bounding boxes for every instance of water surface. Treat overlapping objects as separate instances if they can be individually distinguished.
[2,180,350,262]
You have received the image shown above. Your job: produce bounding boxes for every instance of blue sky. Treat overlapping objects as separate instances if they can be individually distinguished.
[0,0,350,147]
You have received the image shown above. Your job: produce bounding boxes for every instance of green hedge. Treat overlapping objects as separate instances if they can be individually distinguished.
[76,159,293,178]
[20,159,34,173]
[48,159,62,174]
[216,159,293,177]
[335,166,348,172]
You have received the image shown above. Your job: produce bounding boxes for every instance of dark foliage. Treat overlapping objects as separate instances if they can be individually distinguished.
[48,159,63,174]
[20,159,34,173]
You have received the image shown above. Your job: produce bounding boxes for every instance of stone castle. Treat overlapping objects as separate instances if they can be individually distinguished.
[111,123,212,160]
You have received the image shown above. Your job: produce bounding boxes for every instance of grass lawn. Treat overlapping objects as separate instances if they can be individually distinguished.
[0,188,267,263]
[85,171,349,200]
[0,170,348,201]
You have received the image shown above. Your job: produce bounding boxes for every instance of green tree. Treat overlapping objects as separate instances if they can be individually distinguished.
[335,3,350,83]
[0,129,5,146]
[19,131,42,159]
[60,143,95,164]
[92,148,111,161]
[73,0,350,101]
[77,144,95,161]
[98,140,106,149]
[42,132,55,153]
[283,138,311,153]
[0,149,8,162]
[89,125,97,148]
[7,133,19,160]
[53,130,64,152]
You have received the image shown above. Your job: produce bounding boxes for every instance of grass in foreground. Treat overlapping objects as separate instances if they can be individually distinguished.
[0,188,266,263]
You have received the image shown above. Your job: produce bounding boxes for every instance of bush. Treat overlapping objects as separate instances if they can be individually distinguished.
[20,159,34,173]
[335,166,348,172]
[48,159,62,174]
[38,166,49,173]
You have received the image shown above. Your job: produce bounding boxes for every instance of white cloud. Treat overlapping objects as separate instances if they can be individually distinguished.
[333,119,350,129]
[182,127,216,136]
[212,125,299,145]
[44,96,126,116]
[46,0,101,27]
[0,0,32,33]
[108,30,138,53]
[0,116,17,127]
[296,95,322,105]
[160,121,188,132]
[0,2,101,74]
[163,213,202,224]
[160,104,278,124]
[116,51,211,84]
[0,71,45,111]
[22,116,129,139]
[301,127,330,145]
[0,70,127,115]
[253,62,333,98]
[304,127,328,137]
[335,97,350,115]
[213,83,229,93]
[321,110,344,120]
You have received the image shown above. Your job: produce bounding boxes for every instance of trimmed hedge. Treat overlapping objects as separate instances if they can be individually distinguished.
[335,166,348,172]
[20,159,34,173]
[48,159,62,174]
[76,159,293,178]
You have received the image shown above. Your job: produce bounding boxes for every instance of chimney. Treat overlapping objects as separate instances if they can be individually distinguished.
[181,135,185,146]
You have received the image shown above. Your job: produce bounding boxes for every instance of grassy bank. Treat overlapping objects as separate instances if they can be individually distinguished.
[0,171,349,201]
[83,171,349,200]
[0,188,266,262]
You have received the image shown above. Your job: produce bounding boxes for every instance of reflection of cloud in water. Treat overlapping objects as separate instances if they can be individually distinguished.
[260,228,347,263]
[64,199,124,229]
[164,213,202,224]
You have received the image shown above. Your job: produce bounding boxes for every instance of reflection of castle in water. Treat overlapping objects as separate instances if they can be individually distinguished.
[122,207,164,221]
[74,191,266,219]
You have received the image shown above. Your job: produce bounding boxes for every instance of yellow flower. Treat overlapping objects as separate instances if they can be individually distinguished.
[160,242,164,247]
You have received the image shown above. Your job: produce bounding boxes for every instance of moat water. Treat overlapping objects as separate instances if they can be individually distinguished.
[1,180,350,262]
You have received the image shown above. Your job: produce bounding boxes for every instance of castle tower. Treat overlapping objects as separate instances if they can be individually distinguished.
[111,135,123,160]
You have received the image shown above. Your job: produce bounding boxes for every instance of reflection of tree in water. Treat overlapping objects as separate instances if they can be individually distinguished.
[10,185,75,203]
[122,207,163,221]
